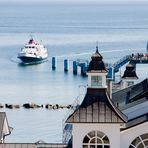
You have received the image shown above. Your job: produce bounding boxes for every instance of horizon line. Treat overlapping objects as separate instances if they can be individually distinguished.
[1,0,148,5]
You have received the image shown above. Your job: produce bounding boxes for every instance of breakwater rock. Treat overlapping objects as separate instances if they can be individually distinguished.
[0,103,72,110]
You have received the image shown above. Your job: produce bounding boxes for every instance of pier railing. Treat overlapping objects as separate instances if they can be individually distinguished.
[62,85,87,144]
[112,55,130,73]
[129,54,148,64]
[0,143,67,148]
[62,96,79,144]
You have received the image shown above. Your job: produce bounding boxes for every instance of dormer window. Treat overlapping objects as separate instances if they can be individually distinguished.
[91,76,102,87]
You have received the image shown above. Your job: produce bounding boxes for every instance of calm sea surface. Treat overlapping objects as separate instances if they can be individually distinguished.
[0,2,148,143]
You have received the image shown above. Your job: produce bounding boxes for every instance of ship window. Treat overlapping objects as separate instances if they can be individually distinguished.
[91,76,102,87]
[83,131,110,148]
[129,133,148,148]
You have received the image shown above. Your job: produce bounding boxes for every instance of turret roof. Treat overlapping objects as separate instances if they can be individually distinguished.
[122,64,138,79]
[87,46,107,73]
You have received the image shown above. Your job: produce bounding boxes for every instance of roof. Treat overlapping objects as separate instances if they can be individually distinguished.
[0,112,12,140]
[122,113,148,131]
[122,64,138,79]
[0,143,67,148]
[0,112,6,138]
[87,47,107,72]
[112,78,148,108]
[66,88,127,123]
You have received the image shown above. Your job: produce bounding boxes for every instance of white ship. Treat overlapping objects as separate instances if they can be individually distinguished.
[18,38,48,64]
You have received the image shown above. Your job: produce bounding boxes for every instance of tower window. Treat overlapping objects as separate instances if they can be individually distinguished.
[129,133,148,148]
[83,131,110,148]
[91,76,102,87]
[127,81,134,86]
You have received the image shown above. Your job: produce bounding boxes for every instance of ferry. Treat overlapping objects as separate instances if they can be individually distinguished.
[18,38,48,64]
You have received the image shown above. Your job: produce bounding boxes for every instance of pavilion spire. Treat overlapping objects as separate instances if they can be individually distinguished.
[96,41,99,53]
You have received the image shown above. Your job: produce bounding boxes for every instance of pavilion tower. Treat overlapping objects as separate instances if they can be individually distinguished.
[122,64,138,88]
[66,47,127,148]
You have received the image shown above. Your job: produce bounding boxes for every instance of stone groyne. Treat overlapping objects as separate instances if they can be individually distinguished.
[0,103,72,109]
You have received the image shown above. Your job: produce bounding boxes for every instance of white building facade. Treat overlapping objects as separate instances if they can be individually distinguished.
[66,48,148,148]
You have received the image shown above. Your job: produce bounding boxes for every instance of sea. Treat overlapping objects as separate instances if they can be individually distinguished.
[0,1,148,143]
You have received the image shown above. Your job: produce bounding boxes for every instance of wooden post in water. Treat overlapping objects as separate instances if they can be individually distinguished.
[73,61,77,74]
[52,57,56,70]
[64,59,69,72]
[81,63,87,76]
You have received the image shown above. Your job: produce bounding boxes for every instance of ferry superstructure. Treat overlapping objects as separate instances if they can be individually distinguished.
[18,38,48,64]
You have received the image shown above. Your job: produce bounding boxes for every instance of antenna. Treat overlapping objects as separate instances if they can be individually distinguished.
[30,33,34,39]
[96,41,99,53]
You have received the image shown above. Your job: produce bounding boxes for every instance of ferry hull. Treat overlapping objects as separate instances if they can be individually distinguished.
[18,56,48,65]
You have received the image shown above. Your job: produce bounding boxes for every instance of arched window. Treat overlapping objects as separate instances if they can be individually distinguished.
[129,133,148,148]
[83,131,110,148]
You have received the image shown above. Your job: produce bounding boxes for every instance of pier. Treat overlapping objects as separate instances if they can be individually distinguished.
[112,55,130,73]
[51,52,148,80]
[129,54,148,65]
[111,53,148,73]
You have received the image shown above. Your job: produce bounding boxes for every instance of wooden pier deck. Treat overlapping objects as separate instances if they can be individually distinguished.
[112,54,148,73]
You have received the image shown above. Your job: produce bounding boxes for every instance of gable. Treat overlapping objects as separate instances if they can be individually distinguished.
[67,102,124,123]
[0,112,6,139]
[66,88,127,123]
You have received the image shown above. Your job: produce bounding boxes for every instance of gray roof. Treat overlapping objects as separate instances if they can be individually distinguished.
[112,78,148,130]
[0,143,67,148]
[0,112,6,138]
[122,113,148,131]
[112,78,148,109]
[66,88,127,123]
[0,112,12,140]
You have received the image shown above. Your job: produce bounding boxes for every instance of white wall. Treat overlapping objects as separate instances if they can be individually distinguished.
[122,79,137,89]
[121,122,148,148]
[73,123,120,148]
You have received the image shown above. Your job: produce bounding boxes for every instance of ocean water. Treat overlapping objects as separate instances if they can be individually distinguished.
[0,2,148,143]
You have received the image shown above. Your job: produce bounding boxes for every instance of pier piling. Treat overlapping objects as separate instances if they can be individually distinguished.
[52,57,56,70]
[81,63,87,76]
[73,61,77,74]
[64,59,69,72]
